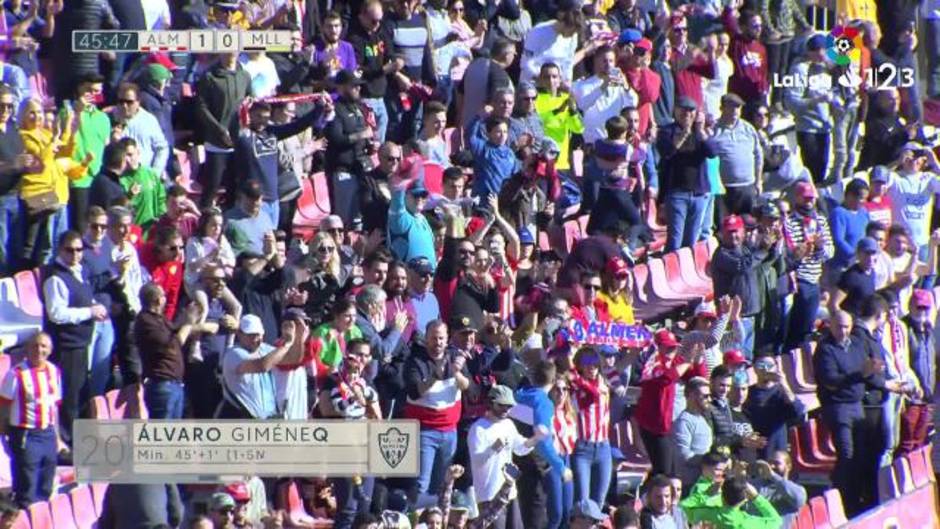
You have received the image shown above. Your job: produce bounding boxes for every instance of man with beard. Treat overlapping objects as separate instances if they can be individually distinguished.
[360,142,401,234]
[388,156,435,265]
[467,385,546,529]
[408,257,440,339]
[324,69,375,227]
[348,0,401,144]
[782,182,834,353]
[385,260,417,343]
[858,89,912,172]
[710,215,764,359]
[311,11,357,85]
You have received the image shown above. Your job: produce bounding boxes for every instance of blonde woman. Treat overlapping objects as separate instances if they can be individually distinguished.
[597,256,636,324]
[294,231,351,326]
[18,99,92,268]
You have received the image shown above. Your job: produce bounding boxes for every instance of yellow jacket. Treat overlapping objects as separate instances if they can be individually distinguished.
[18,127,83,204]
[598,290,636,324]
[836,0,877,25]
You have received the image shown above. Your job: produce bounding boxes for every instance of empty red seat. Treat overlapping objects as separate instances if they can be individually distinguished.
[645,197,666,234]
[610,419,650,474]
[293,172,332,238]
[809,496,831,529]
[13,270,43,317]
[647,257,697,302]
[789,426,831,475]
[824,488,848,527]
[9,511,28,529]
[0,354,10,382]
[663,252,712,298]
[277,480,317,528]
[795,505,814,529]
[631,264,650,305]
[49,493,78,529]
[28,501,52,529]
[423,162,444,195]
[877,464,900,502]
[70,485,98,529]
[677,246,711,288]
[893,456,915,493]
[804,419,835,463]
[105,384,148,419]
[91,483,108,515]
[90,395,109,419]
[692,240,713,281]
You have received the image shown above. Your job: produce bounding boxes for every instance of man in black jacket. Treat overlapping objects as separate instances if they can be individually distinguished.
[348,0,401,144]
[0,85,32,275]
[710,214,765,360]
[195,53,251,208]
[325,69,375,227]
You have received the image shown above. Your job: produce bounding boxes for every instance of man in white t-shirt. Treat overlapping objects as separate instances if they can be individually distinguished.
[571,45,638,145]
[467,385,546,529]
[887,143,940,259]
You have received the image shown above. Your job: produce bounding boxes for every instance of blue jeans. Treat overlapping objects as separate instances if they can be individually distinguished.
[262,200,279,228]
[144,379,185,419]
[0,193,22,274]
[831,104,860,182]
[665,191,707,251]
[739,316,755,361]
[363,97,389,144]
[540,461,572,529]
[928,19,940,98]
[571,441,612,506]
[333,476,374,529]
[8,426,56,508]
[785,280,820,352]
[415,429,457,498]
[88,320,115,397]
[700,194,715,240]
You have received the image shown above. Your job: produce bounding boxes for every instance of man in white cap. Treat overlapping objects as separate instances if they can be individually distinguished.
[218,314,301,419]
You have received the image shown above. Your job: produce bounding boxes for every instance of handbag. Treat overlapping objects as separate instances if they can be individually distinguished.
[277,169,302,202]
[22,191,60,217]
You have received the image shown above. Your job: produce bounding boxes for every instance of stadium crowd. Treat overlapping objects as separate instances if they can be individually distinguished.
[0,0,938,528]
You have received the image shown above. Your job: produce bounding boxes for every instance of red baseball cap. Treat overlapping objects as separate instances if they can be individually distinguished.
[721,215,745,233]
[634,38,653,52]
[912,289,933,310]
[654,329,680,349]
[146,52,179,71]
[794,181,817,200]
[605,256,629,277]
[723,349,749,367]
[224,482,251,503]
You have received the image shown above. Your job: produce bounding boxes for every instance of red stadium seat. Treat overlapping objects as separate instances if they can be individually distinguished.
[693,240,713,280]
[677,246,711,290]
[631,264,650,304]
[9,511,29,529]
[105,384,148,419]
[663,252,712,299]
[893,456,915,494]
[644,197,666,234]
[0,439,11,489]
[795,505,814,529]
[877,463,900,502]
[27,502,52,529]
[56,466,75,487]
[824,488,848,527]
[816,420,837,459]
[647,257,698,302]
[804,419,835,463]
[789,426,831,474]
[49,493,77,529]
[909,447,931,487]
[423,162,444,195]
[809,496,831,529]
[0,354,10,382]
[13,270,43,318]
[70,485,98,529]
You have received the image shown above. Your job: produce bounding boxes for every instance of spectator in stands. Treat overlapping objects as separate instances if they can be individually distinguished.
[887,144,940,263]
[863,167,892,228]
[512,83,546,150]
[135,283,193,419]
[138,64,174,175]
[347,0,396,144]
[468,114,521,203]
[194,53,251,209]
[88,141,127,212]
[387,0,436,144]
[750,453,806,527]
[635,331,706,478]
[321,339,380,529]
[388,156,436,265]
[225,181,277,258]
[97,483,184,529]
[404,320,471,502]
[357,284,408,370]
[119,137,166,229]
[572,46,638,146]
[830,237,879,317]
[858,89,912,172]
[743,355,805,459]
[534,63,583,177]
[827,178,871,282]
[324,69,373,227]
[0,332,61,508]
[708,93,762,217]
[408,257,440,339]
[680,297,732,374]
[219,315,299,419]
[658,96,713,252]
[68,73,109,233]
[722,7,768,103]
[468,385,545,529]
[207,492,238,529]
[112,82,169,178]
[311,11,357,83]
[569,347,612,506]
[709,365,765,457]
[0,83,28,275]
[417,101,449,167]
[674,376,714,488]
[597,256,635,324]
[783,181,834,352]
[460,39,516,134]
[638,473,689,529]
[682,476,781,528]
[152,186,200,241]
[711,215,763,358]
[898,289,936,455]
[41,230,107,445]
[785,35,834,185]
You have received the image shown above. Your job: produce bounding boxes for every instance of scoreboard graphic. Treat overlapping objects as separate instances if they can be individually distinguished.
[72,30,293,53]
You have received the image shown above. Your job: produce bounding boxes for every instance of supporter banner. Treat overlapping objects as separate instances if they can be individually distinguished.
[847,485,940,529]
[560,320,653,349]
[74,420,420,483]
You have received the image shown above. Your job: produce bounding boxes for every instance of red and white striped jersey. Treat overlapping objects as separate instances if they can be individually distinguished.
[552,405,578,455]
[571,375,611,444]
[0,361,61,430]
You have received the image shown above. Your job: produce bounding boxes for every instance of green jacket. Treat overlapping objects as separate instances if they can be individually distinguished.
[120,165,166,229]
[69,106,111,188]
[682,482,782,529]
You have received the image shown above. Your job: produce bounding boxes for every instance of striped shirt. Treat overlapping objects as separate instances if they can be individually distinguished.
[324,372,378,420]
[0,360,62,430]
[552,406,578,455]
[571,375,611,443]
[783,210,834,283]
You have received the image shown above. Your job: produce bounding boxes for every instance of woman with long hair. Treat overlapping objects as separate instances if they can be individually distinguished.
[597,256,636,324]
[549,366,577,525]
[568,346,613,507]
[310,298,363,380]
[295,231,351,327]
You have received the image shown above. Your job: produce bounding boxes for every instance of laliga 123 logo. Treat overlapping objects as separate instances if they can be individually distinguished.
[828,25,864,88]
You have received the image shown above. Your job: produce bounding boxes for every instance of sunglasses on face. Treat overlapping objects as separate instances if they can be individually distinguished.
[318,246,335,253]
[458,248,475,255]
[383,155,402,162]
[90,223,107,230]
[64,246,84,253]
[582,283,601,291]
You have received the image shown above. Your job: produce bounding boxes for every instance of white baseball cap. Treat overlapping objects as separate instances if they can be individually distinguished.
[239,314,264,335]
